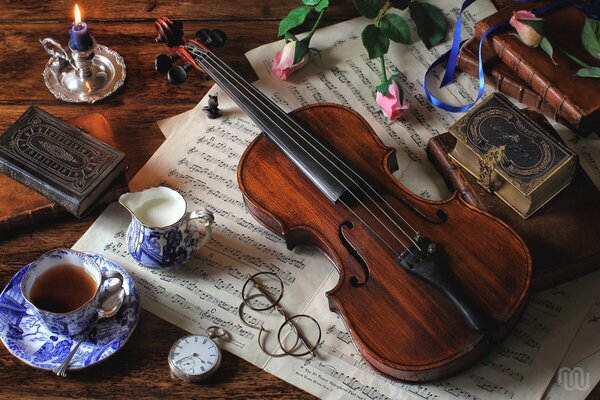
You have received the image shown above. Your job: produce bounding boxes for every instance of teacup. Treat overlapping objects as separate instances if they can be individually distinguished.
[20,249,124,336]
[119,186,214,269]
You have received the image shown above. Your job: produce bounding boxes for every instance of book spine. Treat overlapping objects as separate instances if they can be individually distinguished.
[474,27,583,128]
[0,204,67,235]
[456,48,563,124]
[0,161,78,216]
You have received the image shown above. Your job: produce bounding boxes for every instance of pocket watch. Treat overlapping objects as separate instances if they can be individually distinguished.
[168,326,229,382]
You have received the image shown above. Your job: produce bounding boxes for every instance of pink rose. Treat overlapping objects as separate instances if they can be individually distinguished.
[510,10,543,47]
[376,81,409,121]
[272,40,309,80]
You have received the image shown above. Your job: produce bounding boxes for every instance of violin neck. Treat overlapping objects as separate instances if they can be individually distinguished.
[194,47,350,203]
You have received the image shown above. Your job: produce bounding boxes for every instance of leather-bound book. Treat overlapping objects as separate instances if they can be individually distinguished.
[475,4,600,134]
[427,125,600,291]
[457,37,568,126]
[0,110,128,233]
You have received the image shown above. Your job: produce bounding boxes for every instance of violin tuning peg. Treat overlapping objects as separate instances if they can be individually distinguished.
[167,64,192,84]
[194,29,212,45]
[155,52,180,74]
[210,29,227,47]
[194,28,227,47]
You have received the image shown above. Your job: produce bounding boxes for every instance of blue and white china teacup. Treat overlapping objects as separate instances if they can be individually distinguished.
[20,249,124,336]
[119,186,214,269]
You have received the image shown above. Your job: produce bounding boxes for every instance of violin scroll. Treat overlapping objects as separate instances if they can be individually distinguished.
[154,17,227,85]
[154,17,184,48]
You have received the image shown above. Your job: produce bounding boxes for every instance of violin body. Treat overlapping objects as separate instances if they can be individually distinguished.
[238,103,532,382]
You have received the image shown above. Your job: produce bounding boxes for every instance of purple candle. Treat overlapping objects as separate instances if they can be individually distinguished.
[69,4,92,50]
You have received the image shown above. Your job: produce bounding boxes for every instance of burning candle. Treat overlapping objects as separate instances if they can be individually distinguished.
[69,4,92,51]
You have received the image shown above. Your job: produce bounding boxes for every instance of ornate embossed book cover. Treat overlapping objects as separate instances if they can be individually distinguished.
[0,113,128,234]
[0,106,126,217]
[449,93,576,218]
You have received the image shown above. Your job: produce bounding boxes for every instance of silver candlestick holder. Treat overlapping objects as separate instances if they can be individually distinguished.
[40,36,126,103]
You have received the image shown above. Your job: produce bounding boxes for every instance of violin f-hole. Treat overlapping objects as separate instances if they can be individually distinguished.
[338,221,370,287]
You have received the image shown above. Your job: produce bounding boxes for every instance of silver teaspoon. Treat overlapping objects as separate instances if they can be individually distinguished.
[53,288,126,377]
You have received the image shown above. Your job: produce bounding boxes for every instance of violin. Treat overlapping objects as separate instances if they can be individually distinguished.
[154,17,532,382]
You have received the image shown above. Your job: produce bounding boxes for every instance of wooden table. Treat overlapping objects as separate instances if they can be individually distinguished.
[0,1,597,398]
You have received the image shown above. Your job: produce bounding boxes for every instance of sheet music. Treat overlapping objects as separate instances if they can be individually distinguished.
[554,127,600,190]
[542,293,600,400]
[245,0,494,127]
[543,352,600,400]
[73,2,600,399]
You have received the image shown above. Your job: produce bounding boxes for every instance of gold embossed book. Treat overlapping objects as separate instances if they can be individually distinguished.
[0,106,126,217]
[449,94,576,219]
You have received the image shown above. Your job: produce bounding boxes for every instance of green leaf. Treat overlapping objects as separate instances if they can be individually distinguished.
[375,73,394,94]
[302,0,321,5]
[315,0,329,12]
[380,13,411,44]
[284,32,298,42]
[390,0,410,10]
[361,24,390,59]
[539,37,556,64]
[278,6,311,36]
[376,81,391,95]
[295,39,310,64]
[409,2,448,49]
[582,18,600,60]
[519,18,545,36]
[353,0,381,19]
[576,66,600,78]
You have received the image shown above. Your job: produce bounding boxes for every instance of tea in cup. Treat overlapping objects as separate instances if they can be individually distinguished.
[20,249,123,336]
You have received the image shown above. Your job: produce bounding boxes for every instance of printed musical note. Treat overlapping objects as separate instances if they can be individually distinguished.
[469,374,515,399]
[325,325,353,345]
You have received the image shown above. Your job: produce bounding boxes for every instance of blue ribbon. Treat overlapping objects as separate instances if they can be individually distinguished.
[424,0,591,113]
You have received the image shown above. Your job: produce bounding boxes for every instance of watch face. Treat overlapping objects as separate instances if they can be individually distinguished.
[169,335,221,381]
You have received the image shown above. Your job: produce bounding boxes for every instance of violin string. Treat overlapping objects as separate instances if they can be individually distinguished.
[196,53,417,255]
[198,50,421,255]
[198,50,424,254]
[201,52,422,246]
[202,51,423,244]
[190,51,407,259]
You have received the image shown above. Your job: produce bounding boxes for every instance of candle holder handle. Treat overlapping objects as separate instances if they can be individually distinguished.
[39,38,77,70]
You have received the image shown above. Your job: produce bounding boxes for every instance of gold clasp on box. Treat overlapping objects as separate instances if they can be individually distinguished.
[477,145,505,192]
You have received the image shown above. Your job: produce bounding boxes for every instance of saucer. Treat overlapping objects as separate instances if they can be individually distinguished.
[0,252,140,371]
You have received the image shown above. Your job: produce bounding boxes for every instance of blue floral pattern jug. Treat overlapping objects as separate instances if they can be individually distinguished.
[119,187,214,269]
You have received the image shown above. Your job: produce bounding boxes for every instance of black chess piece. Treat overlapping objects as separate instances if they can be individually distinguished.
[202,94,222,119]
[155,52,180,74]
[167,64,193,84]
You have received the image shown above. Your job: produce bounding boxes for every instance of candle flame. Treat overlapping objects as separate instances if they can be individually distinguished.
[74,4,82,25]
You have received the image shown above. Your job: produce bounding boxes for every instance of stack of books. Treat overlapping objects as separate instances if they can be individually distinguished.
[457,3,600,135]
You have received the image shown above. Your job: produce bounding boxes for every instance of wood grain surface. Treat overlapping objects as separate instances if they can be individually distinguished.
[0,0,597,399]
